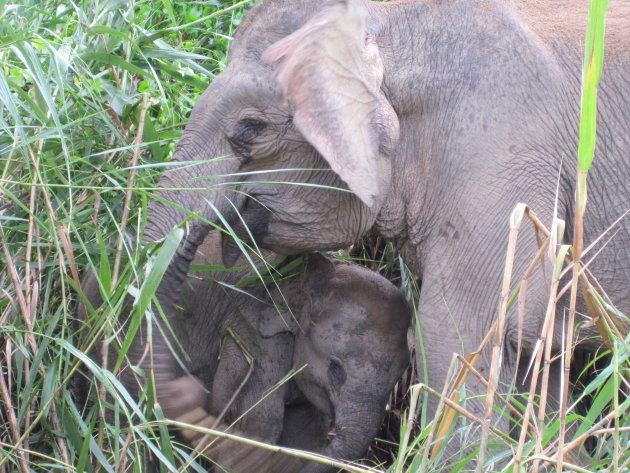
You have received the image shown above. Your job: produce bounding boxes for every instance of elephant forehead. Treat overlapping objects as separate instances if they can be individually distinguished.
[313,291,409,348]
[229,0,322,64]
[325,264,411,333]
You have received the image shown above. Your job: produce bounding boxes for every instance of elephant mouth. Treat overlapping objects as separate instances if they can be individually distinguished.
[221,197,271,266]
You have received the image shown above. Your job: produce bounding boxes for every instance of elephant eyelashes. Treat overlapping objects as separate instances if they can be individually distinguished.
[228,118,267,159]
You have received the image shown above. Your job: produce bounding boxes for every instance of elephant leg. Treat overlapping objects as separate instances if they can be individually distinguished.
[417,247,553,466]
[204,327,293,472]
[415,273,512,465]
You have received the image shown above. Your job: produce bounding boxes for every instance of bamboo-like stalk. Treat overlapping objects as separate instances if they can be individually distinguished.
[0,367,29,473]
[532,243,570,473]
[423,353,460,464]
[394,383,421,473]
[477,203,526,473]
[557,1,609,471]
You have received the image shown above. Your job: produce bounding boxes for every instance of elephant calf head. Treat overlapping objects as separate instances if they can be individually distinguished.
[291,257,410,472]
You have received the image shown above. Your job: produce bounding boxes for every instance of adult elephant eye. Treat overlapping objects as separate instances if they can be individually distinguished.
[228,118,267,160]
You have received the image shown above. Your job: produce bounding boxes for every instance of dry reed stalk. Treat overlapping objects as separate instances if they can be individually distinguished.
[477,203,526,473]
[420,383,511,441]
[114,431,134,473]
[112,94,149,285]
[523,454,590,473]
[513,208,557,473]
[512,264,558,472]
[428,316,499,461]
[24,150,75,464]
[25,169,36,323]
[0,365,29,473]
[455,354,523,419]
[532,243,570,473]
[424,353,460,463]
[25,149,80,288]
[1,233,35,466]
[394,383,421,473]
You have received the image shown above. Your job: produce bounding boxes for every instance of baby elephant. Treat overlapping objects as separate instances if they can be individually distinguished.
[174,231,410,472]
[78,231,410,473]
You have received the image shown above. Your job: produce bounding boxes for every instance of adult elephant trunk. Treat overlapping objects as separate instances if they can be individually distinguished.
[132,89,246,416]
[301,398,384,473]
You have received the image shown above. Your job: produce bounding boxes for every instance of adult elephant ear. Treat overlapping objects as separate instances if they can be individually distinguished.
[262,0,399,209]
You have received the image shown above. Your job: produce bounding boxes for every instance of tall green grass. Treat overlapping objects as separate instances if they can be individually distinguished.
[1,0,628,472]
[0,1,249,471]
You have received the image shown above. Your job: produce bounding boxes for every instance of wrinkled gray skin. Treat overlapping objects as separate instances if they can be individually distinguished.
[140,0,630,465]
[81,232,410,472]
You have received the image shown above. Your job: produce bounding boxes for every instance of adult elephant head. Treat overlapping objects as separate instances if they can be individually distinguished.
[140,0,399,415]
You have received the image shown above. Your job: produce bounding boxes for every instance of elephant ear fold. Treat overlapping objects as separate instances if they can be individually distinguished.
[262,0,398,209]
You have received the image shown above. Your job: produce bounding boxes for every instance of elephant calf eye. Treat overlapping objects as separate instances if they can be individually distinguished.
[228,118,267,159]
[327,356,347,392]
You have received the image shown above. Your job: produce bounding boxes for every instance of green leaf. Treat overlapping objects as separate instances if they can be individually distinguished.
[115,226,182,371]
[161,0,176,26]
[135,105,164,162]
[77,412,96,473]
[81,52,148,78]
[577,0,609,173]
[41,362,57,417]
[98,232,111,294]
[88,25,131,41]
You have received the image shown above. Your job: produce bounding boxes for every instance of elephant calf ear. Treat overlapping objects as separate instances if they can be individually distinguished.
[262,0,398,209]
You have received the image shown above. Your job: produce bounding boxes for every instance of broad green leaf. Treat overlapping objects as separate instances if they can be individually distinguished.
[577,0,609,173]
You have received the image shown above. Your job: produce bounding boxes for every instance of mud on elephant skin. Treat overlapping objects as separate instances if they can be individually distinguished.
[78,230,411,473]
[139,0,630,466]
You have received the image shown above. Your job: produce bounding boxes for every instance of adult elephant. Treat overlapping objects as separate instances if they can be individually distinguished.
[139,0,630,465]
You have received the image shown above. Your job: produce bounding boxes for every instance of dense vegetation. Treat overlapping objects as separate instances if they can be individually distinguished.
[0,0,627,472]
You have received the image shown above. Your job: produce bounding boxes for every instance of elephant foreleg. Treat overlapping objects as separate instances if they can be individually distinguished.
[213,327,255,426]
